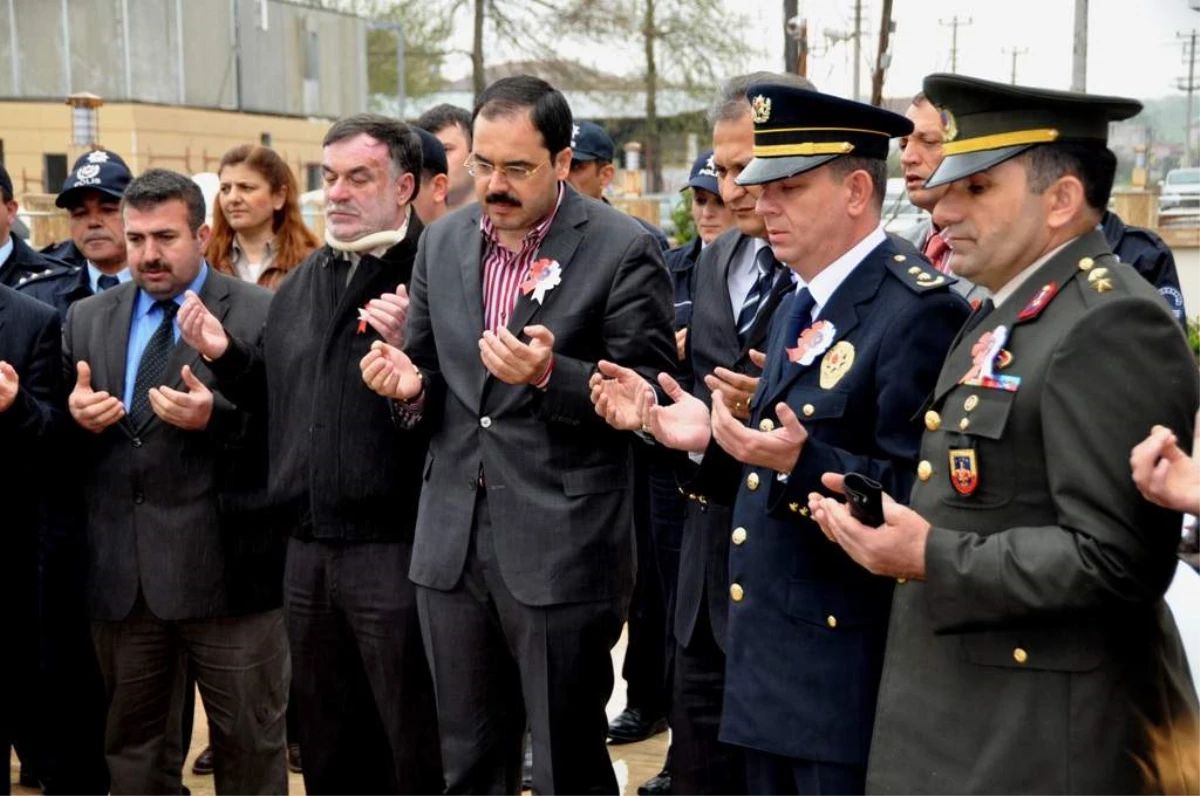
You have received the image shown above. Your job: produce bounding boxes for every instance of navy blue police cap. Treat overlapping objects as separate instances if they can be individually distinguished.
[57,149,132,208]
[414,127,448,175]
[571,120,616,163]
[922,73,1142,188]
[685,149,720,195]
[736,83,912,186]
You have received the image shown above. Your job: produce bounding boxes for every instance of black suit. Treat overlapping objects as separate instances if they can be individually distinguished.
[208,214,443,795]
[405,186,677,793]
[64,270,289,795]
[0,285,61,796]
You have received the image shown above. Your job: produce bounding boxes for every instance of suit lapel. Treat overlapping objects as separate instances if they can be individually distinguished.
[504,190,586,337]
[741,268,793,361]
[163,271,231,393]
[98,284,138,438]
[459,207,487,340]
[763,248,886,408]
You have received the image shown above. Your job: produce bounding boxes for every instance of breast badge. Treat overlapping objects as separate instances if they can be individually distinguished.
[819,341,855,389]
[949,448,979,495]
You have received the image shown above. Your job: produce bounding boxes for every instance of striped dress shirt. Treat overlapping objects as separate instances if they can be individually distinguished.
[480,183,564,333]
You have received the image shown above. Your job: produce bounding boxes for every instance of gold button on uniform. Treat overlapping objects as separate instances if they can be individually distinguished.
[924,410,941,431]
[730,583,744,602]
[917,460,933,481]
[759,418,775,432]
[731,527,747,545]
[802,404,815,417]
[826,615,837,628]
[746,472,760,491]
[959,417,970,431]
[893,254,907,262]
[964,395,979,412]
[897,577,907,584]
[1013,647,1028,664]
[1078,256,1094,271]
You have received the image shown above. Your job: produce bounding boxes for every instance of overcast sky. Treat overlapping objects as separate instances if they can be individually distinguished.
[441,0,1199,101]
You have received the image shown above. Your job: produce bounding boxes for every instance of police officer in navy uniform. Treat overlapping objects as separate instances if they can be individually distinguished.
[1101,209,1188,325]
[0,164,73,289]
[810,74,1199,794]
[19,150,133,318]
[597,84,969,794]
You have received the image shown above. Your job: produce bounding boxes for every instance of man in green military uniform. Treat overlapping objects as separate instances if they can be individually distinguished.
[808,74,1200,794]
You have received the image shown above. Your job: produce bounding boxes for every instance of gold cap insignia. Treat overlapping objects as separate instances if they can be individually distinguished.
[750,95,772,124]
[938,107,958,143]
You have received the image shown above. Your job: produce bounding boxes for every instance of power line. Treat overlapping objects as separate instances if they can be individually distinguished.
[938,15,973,74]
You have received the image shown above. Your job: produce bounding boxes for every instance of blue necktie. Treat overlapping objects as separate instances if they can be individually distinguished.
[736,247,781,343]
[97,274,120,291]
[782,288,817,349]
[130,301,179,427]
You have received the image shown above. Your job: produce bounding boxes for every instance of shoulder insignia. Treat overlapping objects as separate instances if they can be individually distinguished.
[15,264,77,290]
[1015,282,1058,323]
[886,252,955,294]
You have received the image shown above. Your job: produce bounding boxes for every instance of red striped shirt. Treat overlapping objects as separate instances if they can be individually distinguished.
[480,183,565,333]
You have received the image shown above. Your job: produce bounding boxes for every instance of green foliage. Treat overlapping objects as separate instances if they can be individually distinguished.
[1188,316,1200,363]
[671,190,696,245]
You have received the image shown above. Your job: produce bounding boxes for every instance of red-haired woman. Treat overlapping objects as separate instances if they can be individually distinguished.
[206,144,319,290]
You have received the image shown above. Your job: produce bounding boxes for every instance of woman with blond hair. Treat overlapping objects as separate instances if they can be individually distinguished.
[206,144,319,289]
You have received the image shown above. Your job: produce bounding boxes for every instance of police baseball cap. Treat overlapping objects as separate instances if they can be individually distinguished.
[571,120,616,163]
[0,162,12,201]
[685,150,720,195]
[922,74,1142,188]
[56,149,133,208]
[414,127,448,176]
[736,83,912,186]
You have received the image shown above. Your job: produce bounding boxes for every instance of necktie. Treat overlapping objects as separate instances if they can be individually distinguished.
[130,300,180,427]
[781,288,817,353]
[923,229,952,275]
[736,247,781,343]
[97,274,120,292]
[961,298,995,336]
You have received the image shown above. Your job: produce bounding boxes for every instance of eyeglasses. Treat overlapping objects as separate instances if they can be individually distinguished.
[464,157,550,182]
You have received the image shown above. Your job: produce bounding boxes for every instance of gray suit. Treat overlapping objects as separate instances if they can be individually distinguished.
[405,185,676,793]
[63,270,289,795]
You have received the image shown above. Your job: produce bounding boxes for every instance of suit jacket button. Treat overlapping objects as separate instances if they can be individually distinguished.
[758,418,775,432]
[826,615,837,628]
[1013,647,1028,664]
[133,492,145,504]
[132,438,143,448]
[802,404,815,417]
[731,527,747,545]
[729,583,744,602]
[746,472,760,491]
[480,416,492,429]
[924,410,941,431]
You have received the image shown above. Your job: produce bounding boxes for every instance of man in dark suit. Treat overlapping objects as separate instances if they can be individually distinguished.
[63,169,287,795]
[178,114,443,795]
[359,76,676,794]
[600,84,969,795]
[0,283,61,796]
[811,74,1199,795]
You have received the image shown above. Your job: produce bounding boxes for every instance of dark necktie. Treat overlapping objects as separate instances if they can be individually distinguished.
[782,287,817,352]
[736,247,781,343]
[961,298,996,336]
[97,274,120,291]
[130,300,179,427]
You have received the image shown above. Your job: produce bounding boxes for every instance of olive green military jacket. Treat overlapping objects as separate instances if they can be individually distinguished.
[867,231,1200,794]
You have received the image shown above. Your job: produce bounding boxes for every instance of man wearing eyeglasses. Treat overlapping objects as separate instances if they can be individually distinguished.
[359,75,676,794]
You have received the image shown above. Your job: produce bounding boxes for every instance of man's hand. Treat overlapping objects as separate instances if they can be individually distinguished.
[645,373,711,453]
[1131,418,1200,515]
[589,360,654,431]
[177,291,229,360]
[148,365,213,431]
[675,328,688,362]
[0,361,17,413]
[747,348,767,370]
[479,325,554,386]
[68,360,125,433]
[360,341,424,401]
[808,473,930,580]
[362,283,409,347]
[710,391,806,473]
[704,367,760,420]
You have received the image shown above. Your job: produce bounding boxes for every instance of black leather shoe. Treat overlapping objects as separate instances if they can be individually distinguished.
[287,743,303,774]
[191,745,214,776]
[638,768,672,795]
[607,707,668,744]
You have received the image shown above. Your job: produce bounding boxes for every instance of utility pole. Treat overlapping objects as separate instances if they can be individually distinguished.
[1071,0,1088,91]
[784,0,798,73]
[871,0,895,107]
[1003,47,1029,85]
[939,15,973,74]
[1179,29,1198,168]
[852,0,863,101]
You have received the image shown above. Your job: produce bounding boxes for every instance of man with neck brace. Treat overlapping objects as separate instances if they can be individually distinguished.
[176,114,443,795]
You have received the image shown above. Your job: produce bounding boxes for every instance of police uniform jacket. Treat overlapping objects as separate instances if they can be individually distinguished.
[693,236,969,765]
[18,262,92,320]
[0,233,70,289]
[1101,210,1187,326]
[866,230,1200,794]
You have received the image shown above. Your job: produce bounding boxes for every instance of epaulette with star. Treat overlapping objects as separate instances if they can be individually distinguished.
[15,264,75,289]
[886,253,957,294]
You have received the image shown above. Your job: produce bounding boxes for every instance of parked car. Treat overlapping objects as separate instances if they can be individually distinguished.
[1159,167,1200,212]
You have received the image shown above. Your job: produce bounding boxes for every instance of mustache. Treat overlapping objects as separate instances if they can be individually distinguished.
[485,192,521,208]
[138,260,168,272]
[83,232,117,244]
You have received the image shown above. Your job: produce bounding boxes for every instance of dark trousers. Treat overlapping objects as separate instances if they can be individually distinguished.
[91,601,289,795]
[417,492,624,795]
[744,749,865,796]
[285,536,442,795]
[671,602,744,795]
